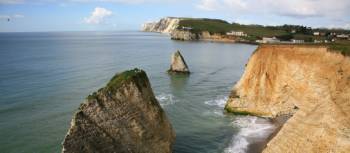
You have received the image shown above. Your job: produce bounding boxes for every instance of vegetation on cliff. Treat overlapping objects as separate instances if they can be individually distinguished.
[328,41,350,56]
[106,68,147,91]
[177,18,350,43]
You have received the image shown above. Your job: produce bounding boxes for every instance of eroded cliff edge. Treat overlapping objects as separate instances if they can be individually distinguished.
[62,69,175,153]
[225,45,350,152]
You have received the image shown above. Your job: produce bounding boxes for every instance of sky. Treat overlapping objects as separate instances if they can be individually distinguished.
[0,0,349,32]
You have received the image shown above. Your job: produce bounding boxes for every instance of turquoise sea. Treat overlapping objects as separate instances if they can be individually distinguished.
[0,31,276,153]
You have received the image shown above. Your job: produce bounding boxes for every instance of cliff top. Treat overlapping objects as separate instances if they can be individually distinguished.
[259,43,350,56]
[175,17,350,43]
[107,68,146,89]
[87,68,148,100]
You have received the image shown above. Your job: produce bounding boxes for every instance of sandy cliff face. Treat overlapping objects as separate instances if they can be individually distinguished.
[142,17,180,34]
[62,69,175,153]
[225,45,350,152]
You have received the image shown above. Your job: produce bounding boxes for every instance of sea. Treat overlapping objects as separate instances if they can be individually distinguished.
[0,31,276,153]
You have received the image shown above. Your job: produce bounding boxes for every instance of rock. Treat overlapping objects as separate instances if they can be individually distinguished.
[225,45,350,153]
[142,17,180,34]
[170,30,198,41]
[170,30,237,42]
[62,68,175,153]
[168,50,190,74]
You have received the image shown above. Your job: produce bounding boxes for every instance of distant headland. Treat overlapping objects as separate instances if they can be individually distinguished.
[142,17,350,55]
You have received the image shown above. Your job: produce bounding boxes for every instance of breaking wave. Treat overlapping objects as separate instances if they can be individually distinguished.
[224,116,276,153]
[156,93,176,106]
[204,96,228,108]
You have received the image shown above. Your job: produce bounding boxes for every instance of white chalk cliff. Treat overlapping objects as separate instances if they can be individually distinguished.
[142,17,180,34]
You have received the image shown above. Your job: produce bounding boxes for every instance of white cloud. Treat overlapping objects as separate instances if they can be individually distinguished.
[345,24,350,30]
[84,7,112,24]
[0,15,10,20]
[196,0,350,20]
[68,0,172,4]
[13,14,24,18]
[0,0,24,4]
[196,0,221,11]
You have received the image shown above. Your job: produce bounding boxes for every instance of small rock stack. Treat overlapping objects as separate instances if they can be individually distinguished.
[168,50,190,74]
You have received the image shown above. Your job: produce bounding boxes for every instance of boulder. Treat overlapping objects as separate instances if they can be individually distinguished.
[62,68,175,153]
[168,50,190,74]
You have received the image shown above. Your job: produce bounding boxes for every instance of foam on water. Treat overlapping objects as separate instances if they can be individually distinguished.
[204,96,228,108]
[202,96,228,117]
[204,96,275,153]
[224,116,276,153]
[156,93,176,106]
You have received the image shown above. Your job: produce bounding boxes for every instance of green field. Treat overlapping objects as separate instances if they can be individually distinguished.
[178,18,287,37]
[177,18,350,44]
[328,41,350,56]
[177,18,350,55]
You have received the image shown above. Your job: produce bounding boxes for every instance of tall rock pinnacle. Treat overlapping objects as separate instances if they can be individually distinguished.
[62,68,175,153]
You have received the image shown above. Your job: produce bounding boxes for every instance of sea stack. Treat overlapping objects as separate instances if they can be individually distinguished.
[62,68,175,153]
[168,50,190,74]
[225,45,350,153]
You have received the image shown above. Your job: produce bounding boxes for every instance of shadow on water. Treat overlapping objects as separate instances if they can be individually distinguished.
[191,66,228,87]
[168,73,190,92]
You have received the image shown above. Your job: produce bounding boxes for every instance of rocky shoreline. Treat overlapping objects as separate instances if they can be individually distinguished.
[247,115,291,153]
[225,45,350,152]
[62,27,350,152]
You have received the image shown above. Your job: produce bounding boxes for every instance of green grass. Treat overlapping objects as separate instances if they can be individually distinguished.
[224,105,256,116]
[178,18,232,34]
[177,18,350,44]
[84,68,148,103]
[177,18,350,56]
[106,68,146,91]
[87,92,98,100]
[327,41,350,56]
[178,18,288,37]
[230,24,288,37]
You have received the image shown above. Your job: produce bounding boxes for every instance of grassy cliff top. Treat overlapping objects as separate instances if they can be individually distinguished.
[327,41,350,56]
[177,18,287,37]
[177,18,350,43]
[87,68,148,100]
[107,68,147,90]
[259,43,350,57]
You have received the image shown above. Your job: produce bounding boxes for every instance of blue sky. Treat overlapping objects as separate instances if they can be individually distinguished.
[0,0,349,32]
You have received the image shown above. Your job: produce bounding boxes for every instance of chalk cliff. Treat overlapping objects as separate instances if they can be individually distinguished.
[168,50,190,74]
[142,17,180,34]
[62,69,175,153]
[225,45,350,152]
[142,17,238,42]
[170,30,197,41]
